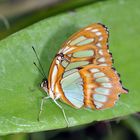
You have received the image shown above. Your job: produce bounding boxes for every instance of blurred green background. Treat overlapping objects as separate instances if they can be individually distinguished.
[0,0,140,140]
[0,0,95,40]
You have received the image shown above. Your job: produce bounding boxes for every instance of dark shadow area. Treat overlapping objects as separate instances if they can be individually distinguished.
[0,0,106,40]
[29,118,139,140]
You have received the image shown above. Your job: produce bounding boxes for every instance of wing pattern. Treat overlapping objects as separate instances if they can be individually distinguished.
[59,23,112,69]
[48,23,128,110]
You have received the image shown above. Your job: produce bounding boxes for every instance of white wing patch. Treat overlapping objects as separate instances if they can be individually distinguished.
[70,36,86,46]
[51,65,58,90]
[91,29,99,32]
[90,68,100,73]
[101,83,112,88]
[95,76,110,83]
[63,69,78,78]
[65,61,89,71]
[96,42,102,48]
[95,87,110,95]
[73,50,94,57]
[69,36,94,46]
[93,72,105,78]
[93,94,107,102]
[98,57,106,63]
[61,70,84,108]
[94,101,103,108]
[76,38,94,46]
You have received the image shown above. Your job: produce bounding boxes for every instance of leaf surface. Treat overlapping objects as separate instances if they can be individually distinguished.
[0,0,139,135]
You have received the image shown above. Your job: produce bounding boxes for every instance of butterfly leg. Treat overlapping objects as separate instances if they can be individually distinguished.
[38,96,50,121]
[53,97,69,127]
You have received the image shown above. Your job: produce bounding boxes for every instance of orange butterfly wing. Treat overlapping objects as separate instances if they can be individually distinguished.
[59,23,112,67]
[79,65,127,109]
[47,23,128,110]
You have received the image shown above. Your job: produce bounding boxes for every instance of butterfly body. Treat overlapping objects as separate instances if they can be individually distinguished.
[39,23,128,125]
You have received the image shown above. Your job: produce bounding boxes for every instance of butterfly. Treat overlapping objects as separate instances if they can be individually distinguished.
[33,23,128,126]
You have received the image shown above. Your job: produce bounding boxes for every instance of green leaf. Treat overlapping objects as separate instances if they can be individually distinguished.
[0,0,139,135]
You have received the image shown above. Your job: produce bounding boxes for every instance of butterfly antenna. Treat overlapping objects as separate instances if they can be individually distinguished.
[33,62,45,78]
[32,46,47,78]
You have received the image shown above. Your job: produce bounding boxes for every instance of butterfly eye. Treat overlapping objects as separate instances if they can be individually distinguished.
[57,53,64,59]
[40,79,48,88]
[56,53,66,64]
[59,53,64,58]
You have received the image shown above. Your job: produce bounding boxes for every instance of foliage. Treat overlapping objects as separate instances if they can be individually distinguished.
[0,0,139,135]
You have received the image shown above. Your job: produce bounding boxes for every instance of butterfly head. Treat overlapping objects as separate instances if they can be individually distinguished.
[41,78,48,93]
